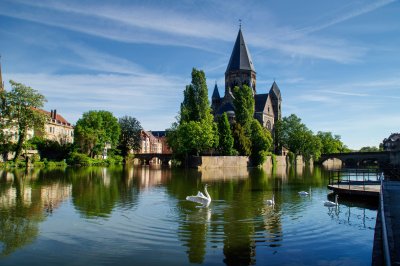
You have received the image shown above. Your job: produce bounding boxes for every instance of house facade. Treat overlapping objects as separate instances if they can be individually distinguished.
[139,131,163,154]
[137,130,172,154]
[36,109,74,144]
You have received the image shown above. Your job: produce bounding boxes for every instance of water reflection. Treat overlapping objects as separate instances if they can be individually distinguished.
[325,194,377,230]
[0,165,377,265]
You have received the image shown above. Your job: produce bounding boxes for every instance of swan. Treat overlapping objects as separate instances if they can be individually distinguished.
[186,184,211,207]
[298,187,311,196]
[266,194,275,206]
[324,194,339,207]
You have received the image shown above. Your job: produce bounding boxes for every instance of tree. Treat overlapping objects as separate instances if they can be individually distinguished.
[249,119,273,166]
[180,68,210,123]
[118,116,142,158]
[217,112,235,155]
[316,131,348,154]
[359,146,380,152]
[168,68,218,161]
[232,85,254,133]
[279,114,321,160]
[169,112,218,157]
[74,110,120,158]
[5,81,47,161]
[232,122,251,156]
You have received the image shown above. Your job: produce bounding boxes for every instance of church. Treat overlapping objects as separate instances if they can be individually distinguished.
[211,28,282,135]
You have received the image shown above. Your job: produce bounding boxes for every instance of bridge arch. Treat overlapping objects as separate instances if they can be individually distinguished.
[319,151,390,167]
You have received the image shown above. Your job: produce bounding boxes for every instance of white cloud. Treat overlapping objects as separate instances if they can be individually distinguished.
[5,72,185,130]
[293,0,396,35]
[0,0,391,63]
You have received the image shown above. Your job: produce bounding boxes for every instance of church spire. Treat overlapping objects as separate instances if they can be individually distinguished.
[225,27,257,95]
[225,28,255,73]
[212,82,220,99]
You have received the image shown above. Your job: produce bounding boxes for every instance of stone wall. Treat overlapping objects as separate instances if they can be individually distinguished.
[276,155,287,167]
[296,155,304,166]
[190,156,249,169]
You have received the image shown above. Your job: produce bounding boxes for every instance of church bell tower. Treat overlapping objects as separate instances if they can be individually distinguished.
[225,28,256,95]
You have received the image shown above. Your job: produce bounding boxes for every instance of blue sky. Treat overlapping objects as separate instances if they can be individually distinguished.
[0,0,399,150]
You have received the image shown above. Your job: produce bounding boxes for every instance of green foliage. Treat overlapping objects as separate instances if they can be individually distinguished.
[180,68,210,123]
[232,122,251,156]
[29,136,72,161]
[67,152,92,166]
[279,114,321,160]
[359,146,380,152]
[271,153,277,167]
[118,116,142,158]
[74,110,121,158]
[287,151,295,164]
[3,81,47,161]
[217,113,235,155]
[168,68,218,161]
[67,151,123,166]
[316,131,349,154]
[169,112,218,156]
[273,119,283,153]
[232,85,254,133]
[249,119,273,166]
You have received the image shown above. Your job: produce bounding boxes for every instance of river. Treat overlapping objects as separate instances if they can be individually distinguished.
[0,165,377,265]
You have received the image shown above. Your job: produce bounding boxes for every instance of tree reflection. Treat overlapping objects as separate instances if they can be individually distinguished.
[164,167,286,265]
[0,173,43,256]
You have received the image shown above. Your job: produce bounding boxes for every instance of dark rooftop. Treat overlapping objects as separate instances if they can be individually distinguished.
[226,29,255,73]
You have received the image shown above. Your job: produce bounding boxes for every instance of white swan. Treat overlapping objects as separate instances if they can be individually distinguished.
[186,184,211,207]
[298,187,311,196]
[266,194,275,206]
[324,194,339,207]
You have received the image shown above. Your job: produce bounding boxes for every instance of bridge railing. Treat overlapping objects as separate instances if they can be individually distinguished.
[328,168,381,191]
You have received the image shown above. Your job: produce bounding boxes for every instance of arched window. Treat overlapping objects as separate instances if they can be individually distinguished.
[266,120,272,130]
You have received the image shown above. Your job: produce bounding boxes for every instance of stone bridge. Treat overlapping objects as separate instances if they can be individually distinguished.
[134,153,173,165]
[320,151,391,167]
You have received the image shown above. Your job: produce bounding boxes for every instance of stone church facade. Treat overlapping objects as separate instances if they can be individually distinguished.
[211,28,282,134]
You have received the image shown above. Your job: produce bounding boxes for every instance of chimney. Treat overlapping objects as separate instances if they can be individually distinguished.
[50,110,53,119]
[53,109,57,120]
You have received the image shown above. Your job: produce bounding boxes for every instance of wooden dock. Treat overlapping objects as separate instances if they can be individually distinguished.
[327,182,380,197]
[327,168,381,197]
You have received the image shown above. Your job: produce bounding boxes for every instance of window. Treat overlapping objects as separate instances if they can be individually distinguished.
[266,120,272,130]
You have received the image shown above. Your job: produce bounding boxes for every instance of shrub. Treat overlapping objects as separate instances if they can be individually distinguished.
[67,152,92,166]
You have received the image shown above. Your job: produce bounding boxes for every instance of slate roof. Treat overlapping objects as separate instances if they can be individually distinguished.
[212,83,220,99]
[226,29,255,73]
[388,133,400,142]
[150,131,167,138]
[254,94,268,112]
[269,81,281,100]
[216,102,235,115]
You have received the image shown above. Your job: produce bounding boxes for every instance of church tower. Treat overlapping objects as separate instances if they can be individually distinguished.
[269,81,282,124]
[211,82,221,112]
[225,28,256,95]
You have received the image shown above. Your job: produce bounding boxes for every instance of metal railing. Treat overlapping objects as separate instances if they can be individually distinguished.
[380,176,391,266]
[328,168,381,191]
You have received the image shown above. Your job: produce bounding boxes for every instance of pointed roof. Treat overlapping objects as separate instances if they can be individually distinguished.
[226,29,255,73]
[254,93,269,112]
[212,83,220,99]
[269,81,281,100]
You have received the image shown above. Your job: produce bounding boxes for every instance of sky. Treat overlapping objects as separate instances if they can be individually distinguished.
[0,0,399,150]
